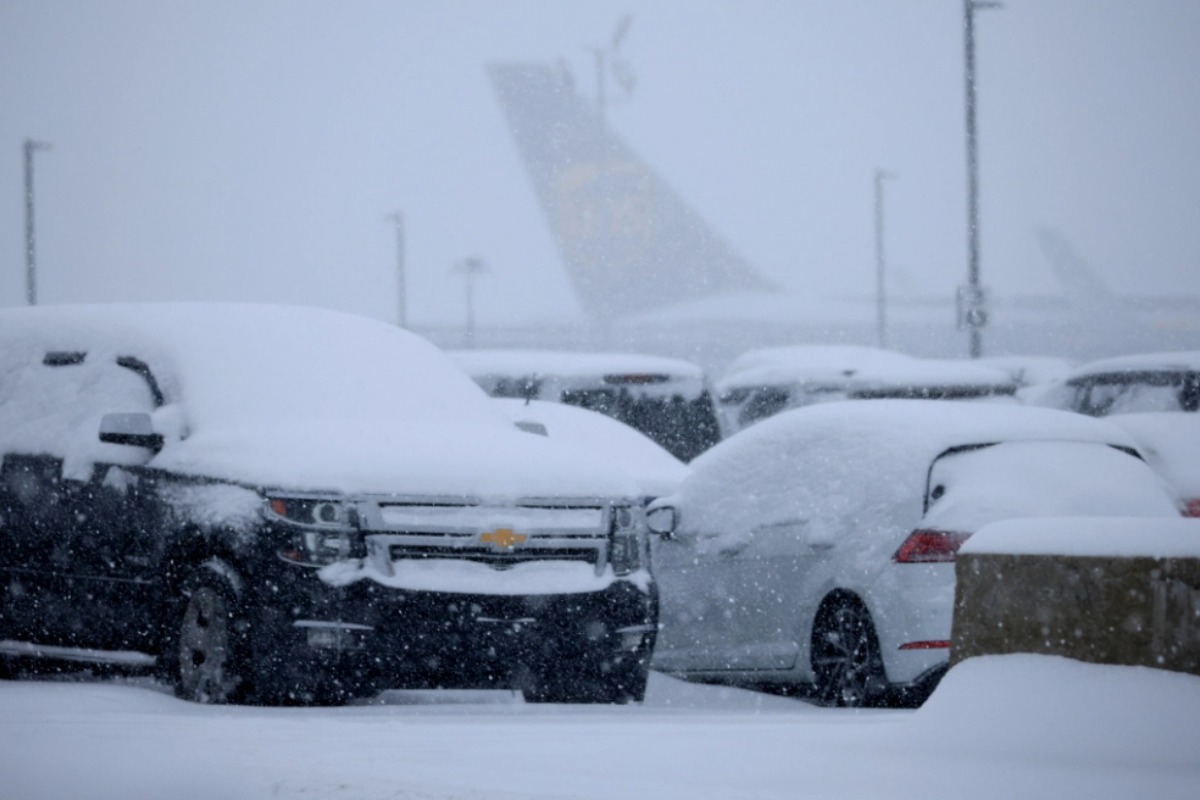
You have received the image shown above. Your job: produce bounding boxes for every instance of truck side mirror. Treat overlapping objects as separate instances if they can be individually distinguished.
[514,420,548,436]
[646,505,678,539]
[99,412,164,453]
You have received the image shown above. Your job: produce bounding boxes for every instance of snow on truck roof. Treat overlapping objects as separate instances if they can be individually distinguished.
[0,303,639,498]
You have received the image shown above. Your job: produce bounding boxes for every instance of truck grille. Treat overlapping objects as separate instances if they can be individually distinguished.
[356,497,616,575]
[387,543,599,568]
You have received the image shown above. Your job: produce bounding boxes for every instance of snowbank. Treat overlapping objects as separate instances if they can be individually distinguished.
[962,516,1200,558]
[1,656,1197,799]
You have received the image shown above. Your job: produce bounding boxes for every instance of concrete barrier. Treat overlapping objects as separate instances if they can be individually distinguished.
[951,517,1200,676]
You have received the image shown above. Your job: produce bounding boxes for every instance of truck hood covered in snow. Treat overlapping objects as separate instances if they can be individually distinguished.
[0,303,639,499]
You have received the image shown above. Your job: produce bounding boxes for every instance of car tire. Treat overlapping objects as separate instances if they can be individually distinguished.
[171,562,252,704]
[810,595,888,708]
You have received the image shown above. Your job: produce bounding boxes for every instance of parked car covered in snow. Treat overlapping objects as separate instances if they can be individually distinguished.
[1024,350,1200,417]
[494,398,689,500]
[647,401,1180,707]
[0,304,658,705]
[1105,412,1200,517]
[449,349,722,462]
[978,355,1076,388]
[713,345,1017,437]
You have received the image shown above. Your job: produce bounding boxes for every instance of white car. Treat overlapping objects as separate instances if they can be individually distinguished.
[978,355,1076,388]
[1023,350,1200,416]
[714,345,1017,437]
[1105,412,1200,517]
[647,400,1180,707]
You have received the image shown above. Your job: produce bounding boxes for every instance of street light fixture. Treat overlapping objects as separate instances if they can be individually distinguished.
[587,15,636,128]
[874,169,896,349]
[385,211,406,328]
[23,138,52,306]
[452,257,488,348]
[961,0,1002,357]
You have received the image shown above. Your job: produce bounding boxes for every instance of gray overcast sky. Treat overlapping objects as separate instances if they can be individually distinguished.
[2,0,1198,327]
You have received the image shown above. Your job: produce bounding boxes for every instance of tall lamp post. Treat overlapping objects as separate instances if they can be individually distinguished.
[587,15,635,129]
[23,138,51,306]
[385,211,406,328]
[453,257,487,349]
[874,169,896,349]
[961,0,1001,357]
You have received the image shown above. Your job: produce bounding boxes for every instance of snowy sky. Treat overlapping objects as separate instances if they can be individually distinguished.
[2,0,1198,327]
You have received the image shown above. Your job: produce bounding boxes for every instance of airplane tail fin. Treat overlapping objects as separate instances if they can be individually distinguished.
[1033,228,1117,309]
[488,62,776,323]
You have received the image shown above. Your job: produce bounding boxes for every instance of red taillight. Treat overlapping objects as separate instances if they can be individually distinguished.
[893,529,972,563]
[898,640,951,650]
[1184,499,1200,518]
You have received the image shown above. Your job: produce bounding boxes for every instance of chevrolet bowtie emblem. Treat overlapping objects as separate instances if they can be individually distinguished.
[480,528,527,550]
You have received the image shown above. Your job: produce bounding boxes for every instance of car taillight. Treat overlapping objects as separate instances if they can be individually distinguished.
[893,529,972,563]
[1184,499,1200,518]
[898,640,951,650]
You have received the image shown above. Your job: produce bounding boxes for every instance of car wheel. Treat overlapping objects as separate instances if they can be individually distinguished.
[811,596,887,708]
[173,565,249,704]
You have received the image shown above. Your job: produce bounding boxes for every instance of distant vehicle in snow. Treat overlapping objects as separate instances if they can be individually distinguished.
[978,355,1076,388]
[646,400,1179,707]
[449,348,722,462]
[494,398,688,501]
[713,345,1018,437]
[1023,350,1200,417]
[0,304,658,705]
[1104,412,1200,517]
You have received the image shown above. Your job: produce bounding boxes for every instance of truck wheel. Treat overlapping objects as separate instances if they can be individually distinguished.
[172,563,250,704]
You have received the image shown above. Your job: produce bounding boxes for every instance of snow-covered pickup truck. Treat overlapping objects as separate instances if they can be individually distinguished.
[0,304,657,705]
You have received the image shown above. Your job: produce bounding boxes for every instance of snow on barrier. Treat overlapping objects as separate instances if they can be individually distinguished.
[951,517,1200,676]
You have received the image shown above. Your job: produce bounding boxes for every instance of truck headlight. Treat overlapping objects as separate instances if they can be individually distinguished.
[267,495,358,567]
[609,505,644,576]
[267,496,350,526]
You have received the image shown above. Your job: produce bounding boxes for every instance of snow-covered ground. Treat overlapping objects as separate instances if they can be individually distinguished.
[2,655,1197,800]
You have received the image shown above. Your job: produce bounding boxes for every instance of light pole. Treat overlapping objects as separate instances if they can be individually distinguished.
[23,138,51,306]
[961,0,1001,357]
[587,15,635,128]
[874,169,896,349]
[385,211,406,328]
[453,257,487,348]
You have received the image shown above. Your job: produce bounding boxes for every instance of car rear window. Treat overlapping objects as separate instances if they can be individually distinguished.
[921,440,1179,532]
[1073,371,1200,415]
